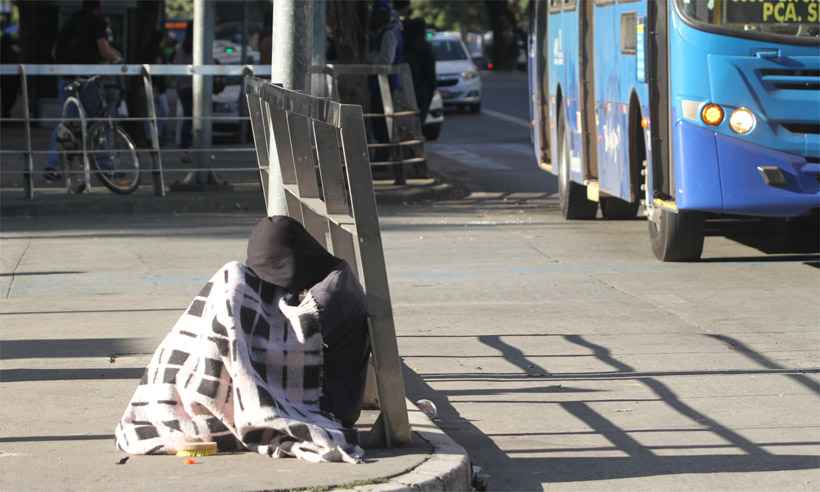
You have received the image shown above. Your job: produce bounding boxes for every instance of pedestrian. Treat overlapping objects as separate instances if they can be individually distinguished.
[173,23,194,163]
[0,11,21,119]
[45,0,121,181]
[367,0,405,184]
[402,18,436,126]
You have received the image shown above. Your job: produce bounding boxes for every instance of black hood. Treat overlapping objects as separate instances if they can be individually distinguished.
[246,216,342,293]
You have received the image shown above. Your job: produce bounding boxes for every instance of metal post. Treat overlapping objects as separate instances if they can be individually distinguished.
[240,1,249,65]
[271,0,313,92]
[310,0,326,97]
[192,0,213,187]
[142,66,166,196]
[239,1,250,144]
[18,65,35,200]
[265,0,315,215]
[171,0,226,191]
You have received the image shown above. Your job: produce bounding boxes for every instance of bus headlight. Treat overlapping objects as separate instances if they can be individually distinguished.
[729,107,756,135]
[462,70,479,80]
[701,103,724,126]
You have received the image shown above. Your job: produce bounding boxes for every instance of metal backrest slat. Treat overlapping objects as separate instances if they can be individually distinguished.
[313,121,351,216]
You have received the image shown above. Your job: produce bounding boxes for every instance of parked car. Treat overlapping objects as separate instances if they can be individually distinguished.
[429,31,482,113]
[423,90,444,141]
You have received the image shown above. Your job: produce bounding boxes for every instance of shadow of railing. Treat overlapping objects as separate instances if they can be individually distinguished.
[404,332,820,489]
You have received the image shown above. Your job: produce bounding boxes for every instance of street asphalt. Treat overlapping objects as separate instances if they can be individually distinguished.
[2,70,819,491]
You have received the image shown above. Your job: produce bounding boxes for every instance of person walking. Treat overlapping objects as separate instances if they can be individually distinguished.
[402,18,436,126]
[45,0,121,181]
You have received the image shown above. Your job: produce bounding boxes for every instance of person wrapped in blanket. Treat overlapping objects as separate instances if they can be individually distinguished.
[115,216,370,463]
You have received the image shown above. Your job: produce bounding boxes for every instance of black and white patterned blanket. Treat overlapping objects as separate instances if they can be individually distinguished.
[115,261,364,463]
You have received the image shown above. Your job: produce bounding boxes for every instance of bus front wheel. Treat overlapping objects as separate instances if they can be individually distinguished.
[648,208,705,261]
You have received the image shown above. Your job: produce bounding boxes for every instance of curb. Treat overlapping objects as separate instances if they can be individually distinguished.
[344,401,472,492]
[0,179,465,218]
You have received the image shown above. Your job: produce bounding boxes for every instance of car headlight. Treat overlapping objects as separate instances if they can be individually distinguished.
[461,70,478,80]
[729,107,756,135]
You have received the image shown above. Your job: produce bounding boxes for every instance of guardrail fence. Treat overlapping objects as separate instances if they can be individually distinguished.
[312,63,428,183]
[0,63,272,199]
[245,76,411,447]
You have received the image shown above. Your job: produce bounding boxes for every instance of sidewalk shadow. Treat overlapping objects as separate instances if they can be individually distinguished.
[404,333,820,490]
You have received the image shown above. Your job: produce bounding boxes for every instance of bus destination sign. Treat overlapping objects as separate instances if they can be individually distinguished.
[726,0,819,24]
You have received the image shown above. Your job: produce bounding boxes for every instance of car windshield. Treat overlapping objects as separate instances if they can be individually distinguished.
[432,39,469,61]
[676,0,820,41]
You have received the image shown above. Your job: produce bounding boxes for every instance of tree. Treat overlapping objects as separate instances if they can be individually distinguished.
[326,0,370,107]
[483,0,519,70]
[408,0,528,70]
[165,0,193,19]
[410,0,485,33]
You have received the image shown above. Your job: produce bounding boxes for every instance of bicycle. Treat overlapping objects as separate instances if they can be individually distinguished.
[55,75,141,194]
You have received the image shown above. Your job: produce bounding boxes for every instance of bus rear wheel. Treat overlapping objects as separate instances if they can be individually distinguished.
[558,114,598,220]
[648,207,705,261]
[600,197,638,219]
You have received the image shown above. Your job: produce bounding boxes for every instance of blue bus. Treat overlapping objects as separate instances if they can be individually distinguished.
[528,0,819,261]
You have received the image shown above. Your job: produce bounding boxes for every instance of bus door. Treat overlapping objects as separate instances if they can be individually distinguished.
[578,0,599,180]
[646,0,671,198]
[534,0,550,164]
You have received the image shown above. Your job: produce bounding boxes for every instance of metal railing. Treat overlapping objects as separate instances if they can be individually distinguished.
[0,63,273,199]
[245,76,411,447]
[312,63,428,180]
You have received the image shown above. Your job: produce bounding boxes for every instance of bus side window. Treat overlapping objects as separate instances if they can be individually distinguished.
[549,0,562,14]
[620,13,638,54]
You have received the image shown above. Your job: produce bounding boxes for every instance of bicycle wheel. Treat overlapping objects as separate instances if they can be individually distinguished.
[88,123,141,194]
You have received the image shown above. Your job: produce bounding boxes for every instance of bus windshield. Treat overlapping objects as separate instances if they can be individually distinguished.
[432,39,469,61]
[676,0,820,42]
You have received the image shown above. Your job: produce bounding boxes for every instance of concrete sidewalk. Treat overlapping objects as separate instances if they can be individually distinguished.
[0,195,471,490]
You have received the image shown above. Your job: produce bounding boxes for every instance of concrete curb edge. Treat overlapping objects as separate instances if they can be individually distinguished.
[341,401,472,492]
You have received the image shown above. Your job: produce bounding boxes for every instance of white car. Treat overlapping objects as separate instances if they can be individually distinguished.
[429,32,482,113]
[423,90,444,141]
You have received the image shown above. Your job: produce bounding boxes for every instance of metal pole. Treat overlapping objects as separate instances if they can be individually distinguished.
[19,65,35,200]
[271,0,313,91]
[239,1,250,144]
[142,66,166,196]
[240,1,249,65]
[192,0,214,187]
[266,0,315,215]
[310,0,326,97]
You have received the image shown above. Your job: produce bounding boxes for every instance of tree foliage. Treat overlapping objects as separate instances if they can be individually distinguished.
[409,0,486,33]
[409,0,529,70]
[166,0,193,19]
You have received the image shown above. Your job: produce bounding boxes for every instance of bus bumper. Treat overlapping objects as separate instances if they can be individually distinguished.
[675,121,820,217]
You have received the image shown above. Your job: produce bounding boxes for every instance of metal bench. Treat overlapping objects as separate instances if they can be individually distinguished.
[244,76,411,447]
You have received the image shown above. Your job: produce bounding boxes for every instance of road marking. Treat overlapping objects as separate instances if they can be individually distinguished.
[428,144,512,170]
[493,143,536,155]
[483,109,530,129]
